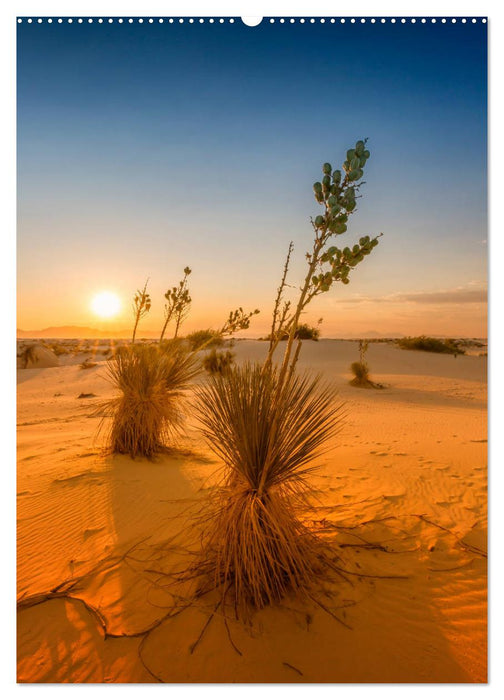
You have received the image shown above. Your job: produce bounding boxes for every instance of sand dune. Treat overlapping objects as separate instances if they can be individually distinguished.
[16,340,487,683]
[17,343,60,369]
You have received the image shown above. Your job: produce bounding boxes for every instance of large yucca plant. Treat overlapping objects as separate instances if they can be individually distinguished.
[104,342,199,458]
[193,363,344,610]
[191,140,381,615]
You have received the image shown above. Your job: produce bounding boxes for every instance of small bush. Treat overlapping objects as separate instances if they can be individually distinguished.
[47,343,69,356]
[202,348,235,375]
[350,361,369,385]
[396,336,465,355]
[260,324,320,342]
[103,343,199,458]
[18,345,37,368]
[206,348,235,374]
[293,323,320,340]
[80,359,97,370]
[186,329,224,351]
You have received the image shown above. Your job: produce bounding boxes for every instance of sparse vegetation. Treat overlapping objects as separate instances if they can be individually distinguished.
[396,336,465,356]
[104,275,259,458]
[192,140,381,615]
[131,280,151,343]
[103,342,200,458]
[202,348,235,375]
[160,267,192,342]
[293,323,321,340]
[186,310,259,353]
[350,360,369,383]
[80,359,97,370]
[261,322,321,342]
[18,344,37,368]
[46,343,69,356]
[186,329,223,351]
[193,363,345,611]
[349,340,373,387]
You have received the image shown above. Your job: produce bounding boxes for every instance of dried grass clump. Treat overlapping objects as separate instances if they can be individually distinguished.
[191,362,345,612]
[349,360,370,385]
[202,348,235,375]
[80,359,97,370]
[396,335,465,355]
[104,342,199,458]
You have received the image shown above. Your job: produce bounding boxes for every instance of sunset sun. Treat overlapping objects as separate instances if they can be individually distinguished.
[91,291,121,318]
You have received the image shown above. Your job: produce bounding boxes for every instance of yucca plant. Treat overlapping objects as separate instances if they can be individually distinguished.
[192,139,381,615]
[131,279,151,343]
[350,340,371,386]
[160,266,192,342]
[104,342,199,458]
[349,360,370,385]
[202,347,235,375]
[18,344,37,369]
[104,265,258,458]
[193,363,344,609]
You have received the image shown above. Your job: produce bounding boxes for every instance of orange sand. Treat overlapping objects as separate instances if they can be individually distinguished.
[17,340,487,683]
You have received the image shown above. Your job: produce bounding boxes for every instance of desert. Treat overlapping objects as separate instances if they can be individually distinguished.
[17,337,487,683]
[16,16,488,685]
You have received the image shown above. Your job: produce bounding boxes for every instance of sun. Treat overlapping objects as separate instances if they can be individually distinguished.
[91,291,121,319]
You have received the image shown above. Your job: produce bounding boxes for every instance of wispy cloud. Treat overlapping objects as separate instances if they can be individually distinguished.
[345,285,487,305]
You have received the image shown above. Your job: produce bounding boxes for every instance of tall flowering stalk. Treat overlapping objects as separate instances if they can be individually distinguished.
[267,138,380,379]
[160,267,192,342]
[131,280,151,343]
[192,140,382,614]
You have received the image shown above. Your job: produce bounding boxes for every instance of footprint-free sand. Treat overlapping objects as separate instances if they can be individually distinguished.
[17,339,487,683]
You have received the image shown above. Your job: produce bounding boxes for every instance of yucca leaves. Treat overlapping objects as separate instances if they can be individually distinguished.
[104,342,200,458]
[195,362,344,492]
[191,362,345,611]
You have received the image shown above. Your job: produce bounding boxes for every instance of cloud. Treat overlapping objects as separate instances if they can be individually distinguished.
[344,285,487,305]
[399,289,487,304]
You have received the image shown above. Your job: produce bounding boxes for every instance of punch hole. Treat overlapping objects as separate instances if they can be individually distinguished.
[241,17,263,27]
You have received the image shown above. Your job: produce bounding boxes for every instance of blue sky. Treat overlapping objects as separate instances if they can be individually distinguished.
[17,18,487,336]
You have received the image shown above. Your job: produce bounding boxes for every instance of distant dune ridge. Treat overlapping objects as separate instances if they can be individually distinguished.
[16,326,487,342]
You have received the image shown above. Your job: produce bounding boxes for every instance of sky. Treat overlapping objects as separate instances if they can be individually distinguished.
[17,17,487,337]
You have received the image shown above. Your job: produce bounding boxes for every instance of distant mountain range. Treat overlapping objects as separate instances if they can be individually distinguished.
[16,326,159,339]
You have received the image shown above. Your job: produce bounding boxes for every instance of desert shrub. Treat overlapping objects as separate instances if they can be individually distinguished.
[262,323,321,342]
[202,348,235,375]
[294,323,320,340]
[349,340,379,387]
[350,361,369,384]
[186,329,224,351]
[396,336,465,355]
[190,140,381,616]
[49,343,69,356]
[18,345,37,368]
[80,359,97,370]
[103,343,199,458]
[132,280,151,343]
[160,267,192,341]
[192,363,344,611]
